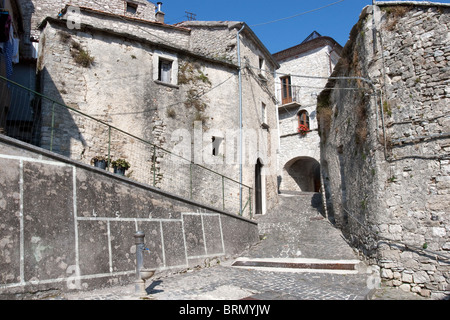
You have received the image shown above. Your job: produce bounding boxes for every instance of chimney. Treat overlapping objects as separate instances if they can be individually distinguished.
[156,2,165,23]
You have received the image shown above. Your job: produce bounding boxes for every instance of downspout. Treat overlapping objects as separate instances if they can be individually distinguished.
[237,23,245,215]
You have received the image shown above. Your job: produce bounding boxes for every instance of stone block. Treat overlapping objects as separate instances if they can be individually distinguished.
[161,220,187,267]
[413,270,430,284]
[183,214,206,258]
[78,220,110,275]
[399,283,411,292]
[203,215,225,255]
[0,159,21,285]
[381,268,394,279]
[22,161,75,282]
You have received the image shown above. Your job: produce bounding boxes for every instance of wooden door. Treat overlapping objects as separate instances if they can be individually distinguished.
[281,76,292,105]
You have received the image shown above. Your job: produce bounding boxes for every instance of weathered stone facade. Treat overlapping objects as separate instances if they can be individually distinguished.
[274,34,341,193]
[35,5,280,218]
[28,0,157,39]
[318,2,450,298]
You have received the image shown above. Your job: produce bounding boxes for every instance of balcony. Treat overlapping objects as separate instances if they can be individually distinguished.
[278,85,301,108]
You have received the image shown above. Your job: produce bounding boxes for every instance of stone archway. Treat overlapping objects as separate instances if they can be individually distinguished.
[280,157,321,193]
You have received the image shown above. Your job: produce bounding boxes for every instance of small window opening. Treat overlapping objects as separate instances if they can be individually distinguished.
[298,110,310,130]
[126,2,138,14]
[259,57,264,71]
[158,58,173,83]
[261,102,267,124]
[212,136,222,156]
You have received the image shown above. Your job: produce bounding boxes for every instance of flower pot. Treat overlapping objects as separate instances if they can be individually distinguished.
[114,167,126,176]
[93,159,107,170]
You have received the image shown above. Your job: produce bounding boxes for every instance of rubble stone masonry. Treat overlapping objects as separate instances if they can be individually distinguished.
[318,2,449,299]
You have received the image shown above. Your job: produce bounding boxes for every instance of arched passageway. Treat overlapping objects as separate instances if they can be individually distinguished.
[280,157,321,193]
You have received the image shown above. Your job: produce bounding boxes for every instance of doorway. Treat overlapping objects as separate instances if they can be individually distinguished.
[255,159,263,215]
[280,76,292,105]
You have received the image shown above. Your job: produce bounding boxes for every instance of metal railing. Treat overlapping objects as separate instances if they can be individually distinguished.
[278,85,302,106]
[0,75,253,218]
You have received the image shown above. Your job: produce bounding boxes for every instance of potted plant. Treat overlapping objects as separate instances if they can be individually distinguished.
[298,124,309,136]
[111,158,131,176]
[91,155,109,170]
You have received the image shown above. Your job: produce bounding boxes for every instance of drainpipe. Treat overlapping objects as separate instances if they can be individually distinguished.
[237,23,245,215]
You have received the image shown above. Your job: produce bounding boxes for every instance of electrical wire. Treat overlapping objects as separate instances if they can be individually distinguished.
[250,0,346,27]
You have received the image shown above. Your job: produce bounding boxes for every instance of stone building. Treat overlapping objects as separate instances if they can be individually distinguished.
[0,0,37,141]
[273,31,341,194]
[318,2,450,298]
[29,1,279,218]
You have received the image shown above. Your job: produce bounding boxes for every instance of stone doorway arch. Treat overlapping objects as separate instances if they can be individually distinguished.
[280,157,321,193]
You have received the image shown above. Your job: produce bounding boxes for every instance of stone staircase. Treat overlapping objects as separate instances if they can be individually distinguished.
[233,192,365,274]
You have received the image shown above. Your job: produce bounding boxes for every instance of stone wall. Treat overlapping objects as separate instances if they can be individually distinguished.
[0,135,259,299]
[275,40,340,193]
[36,11,280,217]
[318,3,450,299]
[27,0,156,39]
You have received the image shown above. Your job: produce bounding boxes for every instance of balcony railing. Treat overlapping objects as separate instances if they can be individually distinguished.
[278,85,301,106]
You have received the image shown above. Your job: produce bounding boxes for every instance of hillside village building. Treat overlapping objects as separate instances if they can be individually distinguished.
[273,32,342,194]
[1,0,449,299]
[2,0,280,217]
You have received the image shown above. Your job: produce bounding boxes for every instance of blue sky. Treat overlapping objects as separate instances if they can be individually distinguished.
[158,0,450,54]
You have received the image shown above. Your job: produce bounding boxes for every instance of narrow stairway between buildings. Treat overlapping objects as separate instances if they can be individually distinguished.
[233,192,366,274]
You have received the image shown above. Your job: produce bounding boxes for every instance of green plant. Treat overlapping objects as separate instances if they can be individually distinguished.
[111,158,131,170]
[361,199,367,210]
[71,40,95,68]
[166,108,176,119]
[74,50,95,68]
[196,71,211,85]
[90,155,109,165]
[59,31,72,44]
[193,111,208,126]
[185,89,207,112]
[383,101,392,117]
[178,60,211,125]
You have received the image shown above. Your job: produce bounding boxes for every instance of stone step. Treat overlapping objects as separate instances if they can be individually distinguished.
[244,193,361,265]
[231,257,364,274]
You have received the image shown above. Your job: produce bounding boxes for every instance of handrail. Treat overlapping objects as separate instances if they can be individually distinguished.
[0,75,253,217]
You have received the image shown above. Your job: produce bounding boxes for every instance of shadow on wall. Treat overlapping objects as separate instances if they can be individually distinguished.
[37,66,88,159]
[280,156,321,193]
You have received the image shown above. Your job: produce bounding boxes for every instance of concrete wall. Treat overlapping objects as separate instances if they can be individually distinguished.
[318,3,450,299]
[0,135,259,299]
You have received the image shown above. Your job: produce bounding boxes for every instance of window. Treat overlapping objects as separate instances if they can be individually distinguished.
[126,2,138,14]
[212,136,223,156]
[261,102,267,124]
[298,110,310,130]
[258,57,267,81]
[280,76,292,105]
[153,52,178,86]
[158,58,172,83]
